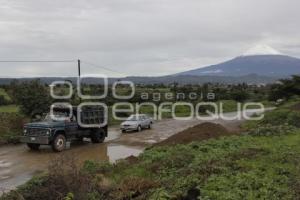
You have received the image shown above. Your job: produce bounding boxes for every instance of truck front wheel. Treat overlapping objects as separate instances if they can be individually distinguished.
[91,129,105,143]
[27,143,40,150]
[52,134,66,152]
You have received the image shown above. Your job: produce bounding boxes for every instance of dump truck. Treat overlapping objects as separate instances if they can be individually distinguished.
[20,106,107,152]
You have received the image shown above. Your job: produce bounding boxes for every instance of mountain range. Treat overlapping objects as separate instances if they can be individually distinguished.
[176,45,300,77]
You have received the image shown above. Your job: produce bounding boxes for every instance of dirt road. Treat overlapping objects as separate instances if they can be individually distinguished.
[0,109,269,193]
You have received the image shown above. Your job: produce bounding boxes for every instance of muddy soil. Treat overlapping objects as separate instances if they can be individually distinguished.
[156,122,232,146]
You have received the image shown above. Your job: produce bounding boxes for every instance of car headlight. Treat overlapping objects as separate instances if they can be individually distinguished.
[23,129,27,135]
[45,130,50,135]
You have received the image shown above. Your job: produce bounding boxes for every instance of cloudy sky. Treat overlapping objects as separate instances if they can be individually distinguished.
[0,0,300,77]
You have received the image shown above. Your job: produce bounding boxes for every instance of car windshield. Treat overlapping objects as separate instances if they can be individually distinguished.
[126,115,141,121]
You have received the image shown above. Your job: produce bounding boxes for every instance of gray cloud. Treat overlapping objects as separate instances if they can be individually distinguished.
[0,0,300,77]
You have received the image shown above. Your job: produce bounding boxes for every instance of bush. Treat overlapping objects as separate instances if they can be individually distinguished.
[253,108,300,128]
[0,113,27,144]
[261,109,290,125]
[287,112,300,128]
[11,80,52,117]
[245,124,297,136]
[0,95,9,105]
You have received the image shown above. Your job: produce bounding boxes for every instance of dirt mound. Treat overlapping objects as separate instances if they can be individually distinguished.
[156,122,232,146]
[291,103,300,111]
[125,155,139,164]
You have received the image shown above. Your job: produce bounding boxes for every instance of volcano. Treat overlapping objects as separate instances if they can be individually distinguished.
[176,45,300,77]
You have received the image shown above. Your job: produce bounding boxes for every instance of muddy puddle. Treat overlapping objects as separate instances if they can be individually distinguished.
[0,128,144,193]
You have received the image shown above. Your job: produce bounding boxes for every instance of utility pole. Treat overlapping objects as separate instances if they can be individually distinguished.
[78,59,81,77]
[77,59,81,104]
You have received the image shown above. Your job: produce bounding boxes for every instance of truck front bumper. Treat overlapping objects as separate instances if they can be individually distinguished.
[20,136,50,145]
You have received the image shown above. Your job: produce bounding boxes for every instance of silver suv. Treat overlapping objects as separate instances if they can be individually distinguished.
[120,114,153,133]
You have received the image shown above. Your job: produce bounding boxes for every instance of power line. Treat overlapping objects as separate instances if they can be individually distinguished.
[81,60,127,76]
[0,60,76,63]
[0,59,127,76]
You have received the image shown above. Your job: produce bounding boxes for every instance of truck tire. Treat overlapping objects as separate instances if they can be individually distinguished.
[52,134,66,152]
[91,129,105,143]
[27,143,40,150]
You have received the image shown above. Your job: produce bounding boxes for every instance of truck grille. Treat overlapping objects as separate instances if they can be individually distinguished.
[26,128,48,136]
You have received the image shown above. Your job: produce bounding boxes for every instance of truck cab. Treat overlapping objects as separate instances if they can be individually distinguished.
[20,106,107,152]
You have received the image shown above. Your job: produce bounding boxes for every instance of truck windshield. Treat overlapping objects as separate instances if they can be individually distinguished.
[44,112,70,122]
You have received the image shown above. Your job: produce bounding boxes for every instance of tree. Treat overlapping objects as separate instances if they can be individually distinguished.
[12,80,52,117]
[268,75,300,101]
[230,89,249,102]
[0,95,8,105]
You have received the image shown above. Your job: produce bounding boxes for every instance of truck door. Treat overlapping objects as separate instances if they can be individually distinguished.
[65,116,78,135]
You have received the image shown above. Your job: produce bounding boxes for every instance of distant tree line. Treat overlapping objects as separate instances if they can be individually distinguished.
[1,75,299,118]
[269,75,300,101]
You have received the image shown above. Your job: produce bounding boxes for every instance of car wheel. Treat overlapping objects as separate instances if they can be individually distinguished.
[137,125,142,132]
[148,123,152,129]
[52,134,66,152]
[91,128,105,143]
[27,143,40,151]
[121,130,126,133]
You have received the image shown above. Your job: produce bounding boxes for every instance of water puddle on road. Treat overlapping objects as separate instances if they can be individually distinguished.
[0,140,143,193]
[108,144,143,163]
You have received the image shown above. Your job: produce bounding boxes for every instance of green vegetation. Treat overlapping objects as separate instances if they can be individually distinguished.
[0,113,27,144]
[242,100,300,133]
[269,75,300,101]
[0,104,19,113]
[0,88,11,101]
[9,80,52,117]
[0,87,23,143]
[0,88,12,106]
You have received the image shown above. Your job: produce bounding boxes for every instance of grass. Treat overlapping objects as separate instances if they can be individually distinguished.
[119,133,300,199]
[0,105,19,113]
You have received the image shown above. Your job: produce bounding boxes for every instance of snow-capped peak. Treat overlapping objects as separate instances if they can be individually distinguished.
[242,44,282,56]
